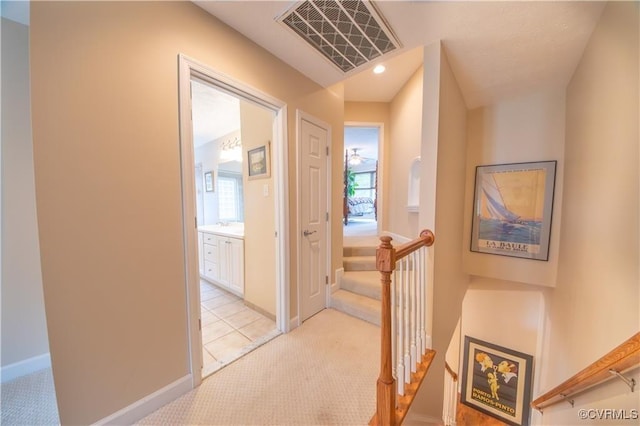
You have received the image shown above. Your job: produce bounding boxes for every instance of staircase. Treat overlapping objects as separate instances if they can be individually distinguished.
[331,245,381,326]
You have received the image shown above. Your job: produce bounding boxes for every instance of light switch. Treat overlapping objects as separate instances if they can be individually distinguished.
[263,184,269,197]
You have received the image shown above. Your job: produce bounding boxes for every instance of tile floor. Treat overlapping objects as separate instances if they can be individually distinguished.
[200,279,278,377]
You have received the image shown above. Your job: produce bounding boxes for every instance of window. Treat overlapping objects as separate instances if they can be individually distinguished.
[353,171,376,200]
[217,172,244,222]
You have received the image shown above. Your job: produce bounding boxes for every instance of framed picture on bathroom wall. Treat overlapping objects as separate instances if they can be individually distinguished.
[247,143,270,180]
[461,336,534,426]
[204,171,214,192]
[470,161,557,261]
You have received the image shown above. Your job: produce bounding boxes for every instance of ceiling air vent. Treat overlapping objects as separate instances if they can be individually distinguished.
[278,0,401,73]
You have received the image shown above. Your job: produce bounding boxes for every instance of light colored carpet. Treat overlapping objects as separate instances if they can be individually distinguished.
[1,368,60,425]
[138,309,380,425]
[343,217,378,239]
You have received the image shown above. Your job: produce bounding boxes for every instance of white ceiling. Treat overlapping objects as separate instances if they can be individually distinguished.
[191,79,240,147]
[195,0,605,108]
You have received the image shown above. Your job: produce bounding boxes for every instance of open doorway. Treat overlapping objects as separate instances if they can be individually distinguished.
[190,79,282,378]
[178,56,289,387]
[343,125,381,238]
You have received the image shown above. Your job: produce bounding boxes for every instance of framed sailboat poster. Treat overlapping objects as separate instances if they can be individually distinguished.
[471,161,557,261]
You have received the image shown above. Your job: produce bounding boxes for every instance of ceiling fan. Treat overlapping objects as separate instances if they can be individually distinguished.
[346,148,374,166]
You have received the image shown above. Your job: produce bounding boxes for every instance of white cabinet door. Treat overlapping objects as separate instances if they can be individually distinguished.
[216,235,230,288]
[228,238,244,295]
[199,232,243,296]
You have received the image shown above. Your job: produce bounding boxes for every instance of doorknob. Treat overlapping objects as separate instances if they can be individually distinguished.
[303,230,316,237]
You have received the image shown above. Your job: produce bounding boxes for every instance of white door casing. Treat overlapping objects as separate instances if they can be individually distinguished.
[298,112,330,322]
[178,55,289,388]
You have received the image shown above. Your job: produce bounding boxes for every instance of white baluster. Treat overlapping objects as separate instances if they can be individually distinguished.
[443,368,459,425]
[451,374,458,425]
[420,246,427,354]
[416,248,423,357]
[443,372,450,425]
[404,257,411,385]
[410,251,417,372]
[396,260,405,396]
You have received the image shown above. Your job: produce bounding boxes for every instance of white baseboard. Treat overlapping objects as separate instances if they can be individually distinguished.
[93,374,192,425]
[1,353,51,383]
[289,316,299,331]
[333,268,344,293]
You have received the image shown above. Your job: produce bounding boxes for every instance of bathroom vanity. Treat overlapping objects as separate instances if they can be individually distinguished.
[198,224,244,296]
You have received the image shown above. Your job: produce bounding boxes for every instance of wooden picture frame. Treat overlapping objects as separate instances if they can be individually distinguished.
[247,143,270,180]
[461,336,534,426]
[470,161,556,261]
[204,171,214,192]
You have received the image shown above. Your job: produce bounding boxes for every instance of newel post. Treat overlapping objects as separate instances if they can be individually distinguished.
[375,236,396,425]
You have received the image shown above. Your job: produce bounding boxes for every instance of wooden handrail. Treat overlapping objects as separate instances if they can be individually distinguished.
[395,230,435,260]
[531,332,640,411]
[445,361,458,382]
[372,229,435,426]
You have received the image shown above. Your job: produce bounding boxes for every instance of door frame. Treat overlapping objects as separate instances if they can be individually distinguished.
[295,110,332,326]
[178,55,290,388]
[344,121,385,235]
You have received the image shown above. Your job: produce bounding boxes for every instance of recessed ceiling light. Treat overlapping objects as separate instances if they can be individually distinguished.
[373,65,386,74]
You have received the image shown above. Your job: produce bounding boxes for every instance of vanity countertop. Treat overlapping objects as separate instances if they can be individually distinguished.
[198,224,244,239]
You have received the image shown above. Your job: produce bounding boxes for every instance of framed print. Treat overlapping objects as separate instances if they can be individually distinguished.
[470,161,556,261]
[247,143,270,180]
[461,336,534,426]
[204,171,214,192]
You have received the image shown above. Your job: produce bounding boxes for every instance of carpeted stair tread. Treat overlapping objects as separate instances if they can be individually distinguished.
[343,255,377,271]
[330,289,381,326]
[341,270,381,301]
[343,245,377,257]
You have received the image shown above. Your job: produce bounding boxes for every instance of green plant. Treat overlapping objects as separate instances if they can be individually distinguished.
[346,169,358,197]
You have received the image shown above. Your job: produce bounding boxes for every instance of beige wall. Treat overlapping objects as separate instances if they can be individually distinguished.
[30,2,342,423]
[460,281,546,415]
[454,3,638,424]
[1,17,51,369]
[463,89,566,287]
[240,101,276,317]
[344,102,391,230]
[388,67,424,238]
[327,84,346,298]
[456,81,566,425]
[413,43,471,418]
[540,2,639,423]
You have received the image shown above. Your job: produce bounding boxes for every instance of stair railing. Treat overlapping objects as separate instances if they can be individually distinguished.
[372,229,435,425]
[443,361,458,425]
[531,332,639,412]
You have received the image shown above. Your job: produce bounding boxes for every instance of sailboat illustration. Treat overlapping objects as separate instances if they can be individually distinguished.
[480,173,521,224]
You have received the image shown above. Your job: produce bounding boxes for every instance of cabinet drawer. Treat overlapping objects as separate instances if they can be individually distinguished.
[203,243,217,263]
[204,260,218,280]
[202,233,217,245]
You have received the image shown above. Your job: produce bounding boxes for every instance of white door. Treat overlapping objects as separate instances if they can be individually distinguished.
[300,114,329,321]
